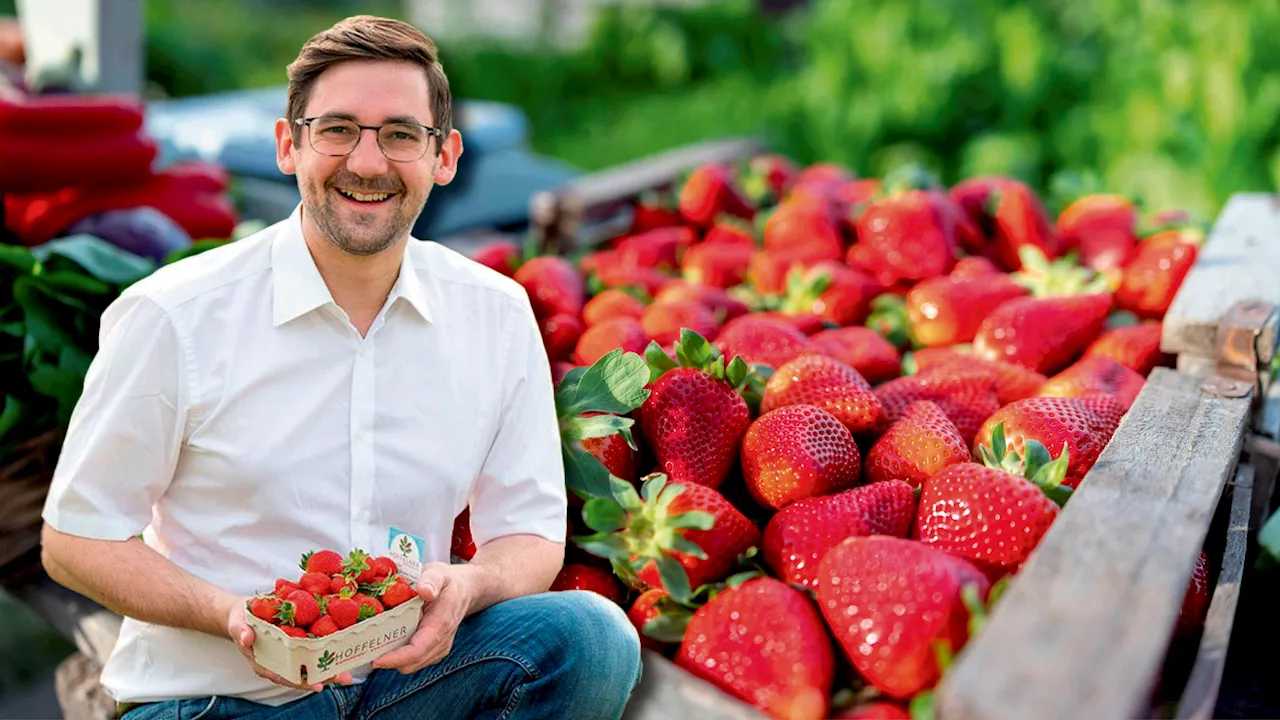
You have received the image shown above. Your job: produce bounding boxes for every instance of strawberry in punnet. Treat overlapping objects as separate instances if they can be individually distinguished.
[1057,194,1138,276]
[274,578,302,597]
[371,556,397,580]
[329,574,358,595]
[550,563,625,604]
[540,313,584,363]
[355,593,384,617]
[762,480,916,588]
[910,347,1046,405]
[574,473,761,603]
[1175,551,1210,637]
[1115,224,1204,320]
[759,353,883,436]
[640,330,756,490]
[682,242,755,289]
[301,549,344,576]
[874,370,1001,445]
[582,288,647,327]
[343,549,379,585]
[310,615,339,637]
[1037,354,1146,411]
[280,625,310,639]
[451,508,476,561]
[249,595,284,624]
[864,400,970,487]
[815,535,990,700]
[915,422,1070,580]
[1084,321,1173,376]
[640,299,720,346]
[903,270,1028,347]
[281,589,322,628]
[298,571,332,597]
[471,239,523,278]
[974,394,1126,489]
[973,291,1113,375]
[556,349,651,501]
[715,314,820,370]
[513,255,586,322]
[676,577,835,720]
[810,327,902,385]
[741,404,862,511]
[653,283,750,324]
[326,593,362,630]
[679,163,755,227]
[763,197,844,263]
[379,575,416,609]
[574,316,650,367]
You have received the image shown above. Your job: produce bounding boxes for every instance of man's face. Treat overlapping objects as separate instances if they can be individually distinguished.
[275,59,462,257]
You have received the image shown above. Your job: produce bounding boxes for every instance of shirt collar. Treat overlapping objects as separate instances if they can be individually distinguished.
[271,204,434,327]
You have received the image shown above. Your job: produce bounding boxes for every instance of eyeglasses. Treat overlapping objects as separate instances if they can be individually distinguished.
[295,116,444,162]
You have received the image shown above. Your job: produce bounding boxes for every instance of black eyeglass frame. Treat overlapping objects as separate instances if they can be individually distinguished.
[294,116,445,162]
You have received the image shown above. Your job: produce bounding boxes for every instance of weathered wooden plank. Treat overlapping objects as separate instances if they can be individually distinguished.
[622,651,765,720]
[1175,463,1253,720]
[1163,193,1280,363]
[935,367,1251,720]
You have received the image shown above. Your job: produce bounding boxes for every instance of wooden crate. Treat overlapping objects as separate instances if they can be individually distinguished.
[530,151,1280,718]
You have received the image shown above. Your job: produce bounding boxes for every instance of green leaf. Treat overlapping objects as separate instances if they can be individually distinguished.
[909,690,936,720]
[562,413,633,441]
[0,395,25,445]
[562,348,650,417]
[640,473,668,505]
[37,271,111,296]
[609,474,645,513]
[572,532,629,559]
[641,611,692,643]
[14,277,72,356]
[562,446,614,500]
[654,554,694,604]
[725,356,748,388]
[582,498,628,533]
[675,328,712,369]
[0,244,35,273]
[667,510,716,531]
[553,366,590,409]
[645,341,678,383]
[1022,440,1053,478]
[667,535,708,560]
[32,234,156,285]
[989,423,1007,464]
[1259,507,1280,566]
[724,570,764,588]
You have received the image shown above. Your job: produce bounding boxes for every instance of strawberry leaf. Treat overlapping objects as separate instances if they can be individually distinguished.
[562,445,614,499]
[562,413,634,442]
[668,535,709,560]
[610,474,645,512]
[961,582,988,637]
[666,511,715,531]
[554,366,589,403]
[655,554,694,604]
[910,690,937,720]
[645,341,678,383]
[563,348,650,417]
[642,611,692,644]
[582,498,628,533]
[675,329,713,369]
[572,531,629,559]
[725,356,749,388]
[725,570,764,588]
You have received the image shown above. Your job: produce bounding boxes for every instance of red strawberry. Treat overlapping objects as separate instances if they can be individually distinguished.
[762,480,916,588]
[1175,551,1210,636]
[298,571,332,597]
[675,577,835,720]
[551,361,577,386]
[640,342,751,488]
[948,175,1007,247]
[640,300,720,346]
[834,178,883,235]
[379,576,416,609]
[905,272,1028,347]
[628,589,680,651]
[1084,322,1173,376]
[715,315,819,370]
[274,578,302,597]
[576,473,761,602]
[1037,354,1146,411]
[911,348,1046,405]
[810,327,902,385]
[973,292,1113,375]
[578,412,639,484]
[679,163,755,226]
[583,289,647,327]
[950,256,1002,278]
[326,595,361,629]
[778,262,880,327]
[471,240,522,277]
[280,625,309,639]
[986,179,1064,271]
[702,217,758,247]
[249,595,284,624]
[309,615,339,637]
[451,508,476,561]
[653,283,750,324]
[974,395,1126,488]
[574,316,649,366]
[371,556,397,579]
[744,153,802,200]
[631,190,683,233]
[741,404,862,511]
[835,702,911,719]
[753,310,827,336]
[514,256,586,322]
[916,425,1069,580]
[763,198,844,263]
[874,370,1001,445]
[616,226,695,272]
[855,189,962,284]
[550,563,625,604]
[282,589,321,627]
[1057,194,1138,275]
[865,400,970,486]
[300,549,343,576]
[591,256,679,298]
[540,313,584,363]
[329,574,358,595]
[343,549,379,584]
[815,536,990,700]
[1115,227,1202,320]
[759,354,883,435]
[748,248,813,296]
[355,594,384,617]
[682,242,755,288]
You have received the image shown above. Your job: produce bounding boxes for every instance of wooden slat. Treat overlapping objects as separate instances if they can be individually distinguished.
[622,651,766,720]
[1163,193,1280,362]
[935,367,1251,720]
[1175,463,1253,720]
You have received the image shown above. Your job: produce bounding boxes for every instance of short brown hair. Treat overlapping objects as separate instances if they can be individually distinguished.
[286,15,452,148]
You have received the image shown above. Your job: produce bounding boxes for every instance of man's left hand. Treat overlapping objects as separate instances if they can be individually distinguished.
[371,562,472,674]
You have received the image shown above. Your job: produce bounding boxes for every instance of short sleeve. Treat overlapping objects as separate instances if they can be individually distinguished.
[467,297,567,547]
[41,292,189,540]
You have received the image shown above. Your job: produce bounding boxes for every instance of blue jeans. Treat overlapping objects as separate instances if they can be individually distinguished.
[122,591,643,720]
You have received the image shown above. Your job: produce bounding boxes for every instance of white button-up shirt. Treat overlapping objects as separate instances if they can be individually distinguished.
[41,205,567,705]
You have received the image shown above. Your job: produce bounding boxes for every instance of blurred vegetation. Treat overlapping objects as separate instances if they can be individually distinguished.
[99,0,1280,217]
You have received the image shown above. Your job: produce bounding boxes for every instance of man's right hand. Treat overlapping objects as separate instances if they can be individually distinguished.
[226,598,353,692]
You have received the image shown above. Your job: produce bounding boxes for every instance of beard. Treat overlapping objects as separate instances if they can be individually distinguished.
[302,168,430,257]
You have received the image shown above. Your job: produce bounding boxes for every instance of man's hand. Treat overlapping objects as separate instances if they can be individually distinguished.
[371,562,472,674]
[227,597,353,692]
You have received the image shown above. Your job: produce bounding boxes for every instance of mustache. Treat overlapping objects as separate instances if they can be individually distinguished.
[326,172,403,194]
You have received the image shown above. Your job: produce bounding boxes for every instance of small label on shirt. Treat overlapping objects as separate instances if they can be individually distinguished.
[387,527,426,584]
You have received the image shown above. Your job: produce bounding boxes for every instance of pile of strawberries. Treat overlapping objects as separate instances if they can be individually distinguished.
[248,548,416,639]
[462,157,1212,719]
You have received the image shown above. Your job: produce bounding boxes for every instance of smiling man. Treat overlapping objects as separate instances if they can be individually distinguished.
[38,15,642,720]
